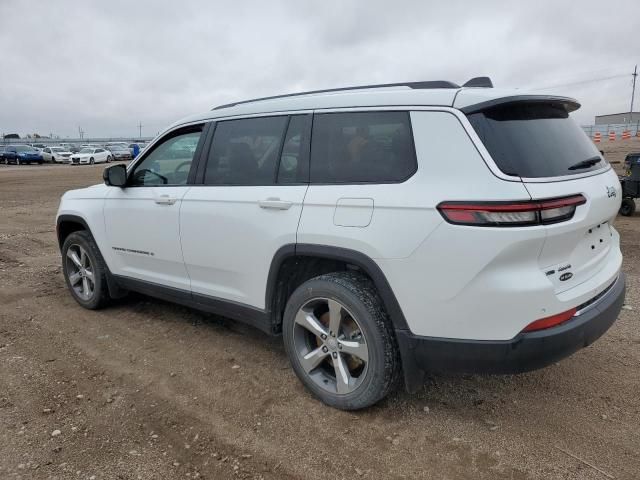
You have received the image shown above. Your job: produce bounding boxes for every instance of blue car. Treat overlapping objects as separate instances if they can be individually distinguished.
[1,145,43,165]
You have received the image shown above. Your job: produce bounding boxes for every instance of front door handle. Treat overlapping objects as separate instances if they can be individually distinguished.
[154,194,177,205]
[258,197,293,210]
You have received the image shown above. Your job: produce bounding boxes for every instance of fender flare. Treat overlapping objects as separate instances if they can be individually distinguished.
[56,214,126,299]
[265,244,410,331]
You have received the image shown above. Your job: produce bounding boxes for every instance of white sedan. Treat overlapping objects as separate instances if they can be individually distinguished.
[69,147,112,165]
[42,146,73,163]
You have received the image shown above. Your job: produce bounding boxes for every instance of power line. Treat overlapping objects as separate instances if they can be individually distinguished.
[530,73,629,91]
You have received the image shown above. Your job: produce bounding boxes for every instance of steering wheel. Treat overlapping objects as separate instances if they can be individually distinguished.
[174,161,192,174]
[133,168,168,185]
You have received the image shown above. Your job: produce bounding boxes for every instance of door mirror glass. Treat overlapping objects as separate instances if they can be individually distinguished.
[103,164,127,187]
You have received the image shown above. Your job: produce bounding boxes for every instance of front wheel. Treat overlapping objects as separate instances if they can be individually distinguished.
[89,157,94,165]
[106,155,112,163]
[62,231,111,309]
[282,272,401,410]
[620,198,636,216]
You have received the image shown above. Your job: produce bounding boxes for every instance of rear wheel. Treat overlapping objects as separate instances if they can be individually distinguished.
[620,198,636,216]
[282,272,400,410]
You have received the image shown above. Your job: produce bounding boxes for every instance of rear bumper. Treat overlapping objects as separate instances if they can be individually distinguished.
[397,273,625,389]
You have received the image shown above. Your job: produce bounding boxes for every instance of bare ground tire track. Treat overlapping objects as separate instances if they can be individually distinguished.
[0,163,639,479]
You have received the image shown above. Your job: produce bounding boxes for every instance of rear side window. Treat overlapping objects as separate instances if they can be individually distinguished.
[310,111,416,183]
[205,116,288,185]
[467,103,605,178]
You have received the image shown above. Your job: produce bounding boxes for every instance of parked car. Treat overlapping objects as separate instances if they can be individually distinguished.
[31,143,47,151]
[2,144,43,164]
[106,144,132,161]
[42,146,73,163]
[69,147,112,165]
[56,78,625,410]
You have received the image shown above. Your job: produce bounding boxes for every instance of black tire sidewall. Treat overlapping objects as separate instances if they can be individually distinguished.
[282,273,398,410]
[62,231,108,309]
[620,199,636,216]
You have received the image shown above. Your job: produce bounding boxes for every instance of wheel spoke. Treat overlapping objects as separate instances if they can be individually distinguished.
[82,277,90,297]
[338,339,368,363]
[84,269,94,284]
[80,248,88,267]
[68,271,82,285]
[294,309,328,339]
[327,299,342,336]
[332,353,351,394]
[67,248,82,268]
[300,346,329,373]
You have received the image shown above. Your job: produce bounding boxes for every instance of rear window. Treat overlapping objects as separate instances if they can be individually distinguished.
[310,111,416,183]
[467,103,605,178]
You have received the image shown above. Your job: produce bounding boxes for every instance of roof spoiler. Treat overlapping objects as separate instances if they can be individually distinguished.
[460,95,581,115]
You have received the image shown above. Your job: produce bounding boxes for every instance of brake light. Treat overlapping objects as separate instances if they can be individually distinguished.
[437,194,586,227]
[521,307,577,332]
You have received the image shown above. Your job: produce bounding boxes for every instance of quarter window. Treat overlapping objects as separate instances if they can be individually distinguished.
[129,127,202,186]
[310,111,416,183]
[204,116,288,185]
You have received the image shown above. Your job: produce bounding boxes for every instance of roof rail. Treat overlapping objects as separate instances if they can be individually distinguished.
[212,80,461,110]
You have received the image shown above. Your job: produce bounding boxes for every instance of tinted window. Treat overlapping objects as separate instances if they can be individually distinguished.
[205,116,288,185]
[277,115,311,184]
[467,103,605,178]
[129,128,202,186]
[310,112,416,183]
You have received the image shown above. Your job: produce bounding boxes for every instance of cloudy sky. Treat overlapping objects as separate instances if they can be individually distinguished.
[1,0,639,139]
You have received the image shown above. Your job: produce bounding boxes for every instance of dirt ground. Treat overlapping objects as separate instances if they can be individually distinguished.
[0,161,638,480]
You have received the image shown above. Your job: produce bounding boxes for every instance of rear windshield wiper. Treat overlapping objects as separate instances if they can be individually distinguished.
[568,156,601,171]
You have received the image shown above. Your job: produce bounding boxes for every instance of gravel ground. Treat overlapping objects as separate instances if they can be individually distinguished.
[0,163,638,480]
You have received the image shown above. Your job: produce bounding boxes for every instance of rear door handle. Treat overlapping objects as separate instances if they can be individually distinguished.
[258,198,293,210]
[154,194,177,205]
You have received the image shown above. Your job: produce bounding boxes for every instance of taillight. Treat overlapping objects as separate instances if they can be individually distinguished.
[437,194,586,227]
[521,307,577,332]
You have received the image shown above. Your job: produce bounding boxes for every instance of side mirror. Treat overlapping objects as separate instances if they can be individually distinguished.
[103,164,127,187]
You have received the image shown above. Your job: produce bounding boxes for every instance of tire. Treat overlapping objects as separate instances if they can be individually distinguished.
[51,156,55,163]
[282,271,401,410]
[61,231,111,310]
[620,198,636,216]
[106,155,112,163]
[89,157,95,165]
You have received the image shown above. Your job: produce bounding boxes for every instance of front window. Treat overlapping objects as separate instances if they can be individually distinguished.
[129,127,202,186]
[467,102,606,178]
[15,145,36,152]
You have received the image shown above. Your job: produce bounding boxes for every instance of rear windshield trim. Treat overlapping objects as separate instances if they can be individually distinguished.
[460,95,580,115]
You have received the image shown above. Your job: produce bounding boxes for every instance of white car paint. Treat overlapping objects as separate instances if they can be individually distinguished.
[56,84,623,344]
[42,146,73,163]
[69,148,111,165]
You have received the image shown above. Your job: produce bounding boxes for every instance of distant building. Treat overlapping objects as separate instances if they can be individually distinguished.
[595,112,640,125]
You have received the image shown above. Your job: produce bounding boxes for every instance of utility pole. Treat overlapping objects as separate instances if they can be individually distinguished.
[630,65,638,123]
[137,121,143,138]
[78,126,85,140]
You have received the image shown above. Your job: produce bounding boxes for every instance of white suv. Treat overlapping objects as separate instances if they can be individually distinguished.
[56,79,626,410]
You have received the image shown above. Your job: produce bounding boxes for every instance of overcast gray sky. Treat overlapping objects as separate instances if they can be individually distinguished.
[1,0,639,139]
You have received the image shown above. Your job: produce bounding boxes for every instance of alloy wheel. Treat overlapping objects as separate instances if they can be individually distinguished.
[292,297,369,395]
[65,244,95,301]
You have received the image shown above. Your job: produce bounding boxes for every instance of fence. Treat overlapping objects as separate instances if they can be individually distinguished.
[0,137,154,146]
[582,123,640,140]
